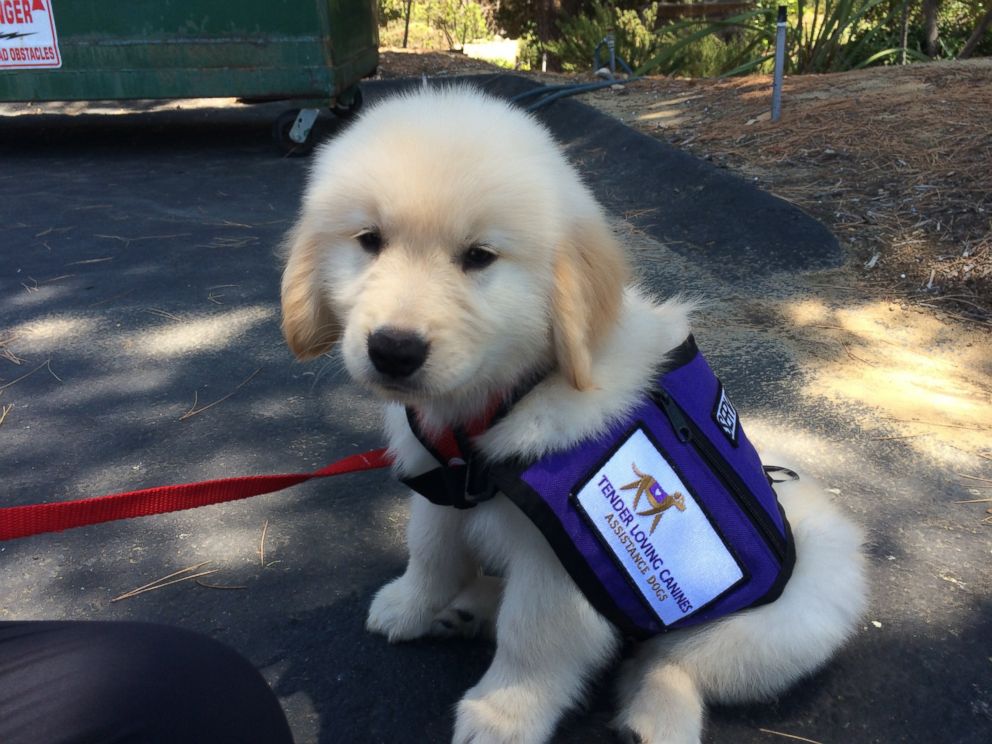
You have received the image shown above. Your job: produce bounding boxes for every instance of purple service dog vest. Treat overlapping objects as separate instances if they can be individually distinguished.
[402,337,795,638]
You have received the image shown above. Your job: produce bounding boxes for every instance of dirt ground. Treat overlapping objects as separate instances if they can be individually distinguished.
[583,60,992,321]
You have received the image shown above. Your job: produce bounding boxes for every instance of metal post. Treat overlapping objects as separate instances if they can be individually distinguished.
[772,6,786,122]
[606,28,616,77]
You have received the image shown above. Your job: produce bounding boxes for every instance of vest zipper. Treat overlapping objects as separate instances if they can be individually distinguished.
[653,391,787,563]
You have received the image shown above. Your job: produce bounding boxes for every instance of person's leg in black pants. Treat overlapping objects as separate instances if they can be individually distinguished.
[0,621,294,744]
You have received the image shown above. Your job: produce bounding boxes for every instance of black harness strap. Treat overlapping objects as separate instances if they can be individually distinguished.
[400,409,477,509]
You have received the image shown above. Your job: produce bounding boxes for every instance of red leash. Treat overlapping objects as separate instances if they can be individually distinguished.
[0,448,392,542]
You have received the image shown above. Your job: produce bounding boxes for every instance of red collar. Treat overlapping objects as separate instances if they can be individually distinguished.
[405,399,504,468]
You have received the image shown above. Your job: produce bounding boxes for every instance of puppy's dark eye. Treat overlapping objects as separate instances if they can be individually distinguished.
[460,244,497,271]
[356,229,383,255]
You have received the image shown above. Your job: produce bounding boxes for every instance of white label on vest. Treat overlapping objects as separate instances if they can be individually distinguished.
[574,427,743,625]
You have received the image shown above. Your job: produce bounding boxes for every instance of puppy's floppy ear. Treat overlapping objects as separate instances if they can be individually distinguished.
[280,219,339,360]
[551,215,628,390]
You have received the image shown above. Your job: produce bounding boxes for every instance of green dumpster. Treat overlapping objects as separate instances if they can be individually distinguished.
[0,0,379,151]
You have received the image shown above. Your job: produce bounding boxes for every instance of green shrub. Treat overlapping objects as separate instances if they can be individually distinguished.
[377,0,407,27]
[638,0,935,77]
[653,23,774,77]
[554,1,662,72]
[379,0,491,50]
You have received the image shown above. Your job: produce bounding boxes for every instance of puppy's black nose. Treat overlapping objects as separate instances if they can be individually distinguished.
[367,328,429,378]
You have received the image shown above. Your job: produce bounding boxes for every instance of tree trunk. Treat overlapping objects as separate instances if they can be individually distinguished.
[402,0,413,49]
[922,0,940,58]
[899,0,910,64]
[958,2,992,59]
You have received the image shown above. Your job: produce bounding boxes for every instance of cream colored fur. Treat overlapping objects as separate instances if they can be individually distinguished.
[281,86,866,744]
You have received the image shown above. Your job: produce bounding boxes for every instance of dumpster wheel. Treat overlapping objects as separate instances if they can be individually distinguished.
[273,109,319,156]
[332,87,364,120]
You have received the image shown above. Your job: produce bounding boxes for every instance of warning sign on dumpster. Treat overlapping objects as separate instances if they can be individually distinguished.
[0,0,61,69]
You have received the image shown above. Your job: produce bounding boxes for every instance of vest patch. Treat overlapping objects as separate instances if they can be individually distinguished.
[712,383,739,445]
[574,427,744,626]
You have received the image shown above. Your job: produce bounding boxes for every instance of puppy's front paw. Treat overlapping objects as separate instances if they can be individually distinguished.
[614,720,700,744]
[453,686,555,744]
[366,576,438,642]
[613,662,703,744]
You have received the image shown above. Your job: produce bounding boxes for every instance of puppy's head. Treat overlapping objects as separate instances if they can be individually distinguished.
[281,86,627,415]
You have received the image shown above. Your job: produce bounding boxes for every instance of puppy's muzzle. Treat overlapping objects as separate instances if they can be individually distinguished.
[368,328,430,378]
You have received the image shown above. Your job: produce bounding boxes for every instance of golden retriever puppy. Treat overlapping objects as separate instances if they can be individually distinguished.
[280,85,865,744]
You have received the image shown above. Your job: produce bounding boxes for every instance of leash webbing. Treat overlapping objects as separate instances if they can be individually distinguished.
[0,448,392,542]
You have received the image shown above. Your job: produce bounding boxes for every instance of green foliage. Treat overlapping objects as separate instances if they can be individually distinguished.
[379,0,491,49]
[516,32,544,69]
[926,0,992,57]
[635,8,779,77]
[384,0,991,73]
[496,0,584,46]
[831,0,992,61]
[553,1,662,71]
[377,0,407,27]
[427,0,489,47]
[789,0,908,72]
[635,0,972,77]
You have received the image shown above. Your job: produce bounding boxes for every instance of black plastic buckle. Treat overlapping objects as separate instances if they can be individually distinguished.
[463,456,498,506]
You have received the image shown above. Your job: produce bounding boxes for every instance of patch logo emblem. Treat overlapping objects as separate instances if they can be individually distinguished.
[712,383,739,445]
[574,427,744,626]
[620,462,686,534]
